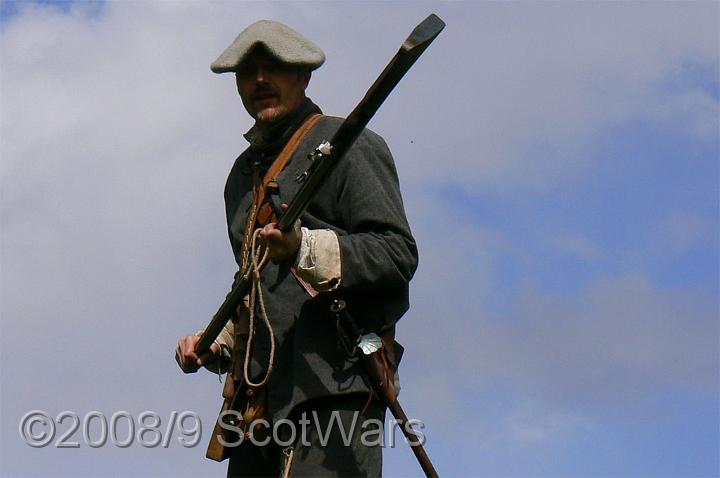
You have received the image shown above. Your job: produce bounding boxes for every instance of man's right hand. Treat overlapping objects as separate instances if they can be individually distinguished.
[175,333,221,373]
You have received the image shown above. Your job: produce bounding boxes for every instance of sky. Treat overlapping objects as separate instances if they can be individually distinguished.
[0,1,718,477]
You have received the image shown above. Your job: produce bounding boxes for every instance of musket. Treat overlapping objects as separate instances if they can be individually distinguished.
[196,13,445,355]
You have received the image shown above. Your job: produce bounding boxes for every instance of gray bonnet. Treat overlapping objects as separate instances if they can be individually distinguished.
[211,20,325,73]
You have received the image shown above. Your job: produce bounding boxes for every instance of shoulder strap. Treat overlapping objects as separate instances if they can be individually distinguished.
[240,113,324,270]
[262,113,324,191]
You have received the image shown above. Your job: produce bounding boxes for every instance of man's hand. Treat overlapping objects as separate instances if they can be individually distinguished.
[175,333,221,374]
[259,204,302,263]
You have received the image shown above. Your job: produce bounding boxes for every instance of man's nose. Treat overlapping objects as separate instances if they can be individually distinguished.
[255,65,268,83]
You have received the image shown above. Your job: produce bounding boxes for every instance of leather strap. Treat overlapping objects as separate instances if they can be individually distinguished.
[239,113,324,270]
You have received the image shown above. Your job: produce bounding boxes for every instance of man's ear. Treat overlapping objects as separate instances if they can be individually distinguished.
[300,68,311,88]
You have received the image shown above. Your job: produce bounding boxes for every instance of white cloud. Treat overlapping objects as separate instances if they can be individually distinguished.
[658,209,710,254]
[542,231,603,261]
[463,270,712,396]
[380,2,718,194]
[404,193,716,424]
[504,402,587,445]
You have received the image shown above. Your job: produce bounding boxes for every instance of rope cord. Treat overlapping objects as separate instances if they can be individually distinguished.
[243,228,277,389]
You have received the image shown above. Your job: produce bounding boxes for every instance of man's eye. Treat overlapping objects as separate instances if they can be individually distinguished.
[264,64,283,74]
[236,66,254,77]
[267,63,294,74]
[236,62,292,78]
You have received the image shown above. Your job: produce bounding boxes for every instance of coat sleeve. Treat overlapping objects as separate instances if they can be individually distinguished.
[333,129,418,291]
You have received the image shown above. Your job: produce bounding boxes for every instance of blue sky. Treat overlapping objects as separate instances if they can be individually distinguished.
[1,1,717,477]
[1,0,101,19]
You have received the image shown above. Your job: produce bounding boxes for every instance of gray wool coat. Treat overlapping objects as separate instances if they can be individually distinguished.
[223,100,418,421]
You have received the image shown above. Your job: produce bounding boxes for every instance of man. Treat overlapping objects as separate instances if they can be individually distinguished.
[177,20,418,477]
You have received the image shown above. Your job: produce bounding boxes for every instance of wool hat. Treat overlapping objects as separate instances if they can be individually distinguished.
[211,20,325,73]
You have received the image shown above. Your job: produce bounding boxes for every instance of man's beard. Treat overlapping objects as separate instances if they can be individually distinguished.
[255,104,288,123]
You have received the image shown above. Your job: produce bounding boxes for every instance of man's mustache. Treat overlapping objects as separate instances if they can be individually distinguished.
[252,86,278,99]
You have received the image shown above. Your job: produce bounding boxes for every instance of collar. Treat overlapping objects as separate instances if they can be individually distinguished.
[243,98,322,156]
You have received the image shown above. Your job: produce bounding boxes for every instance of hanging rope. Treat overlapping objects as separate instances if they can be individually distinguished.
[243,228,277,389]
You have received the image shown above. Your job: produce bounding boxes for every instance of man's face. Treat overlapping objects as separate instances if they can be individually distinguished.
[235,49,309,124]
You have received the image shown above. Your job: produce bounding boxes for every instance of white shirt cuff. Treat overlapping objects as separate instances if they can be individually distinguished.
[294,227,342,292]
